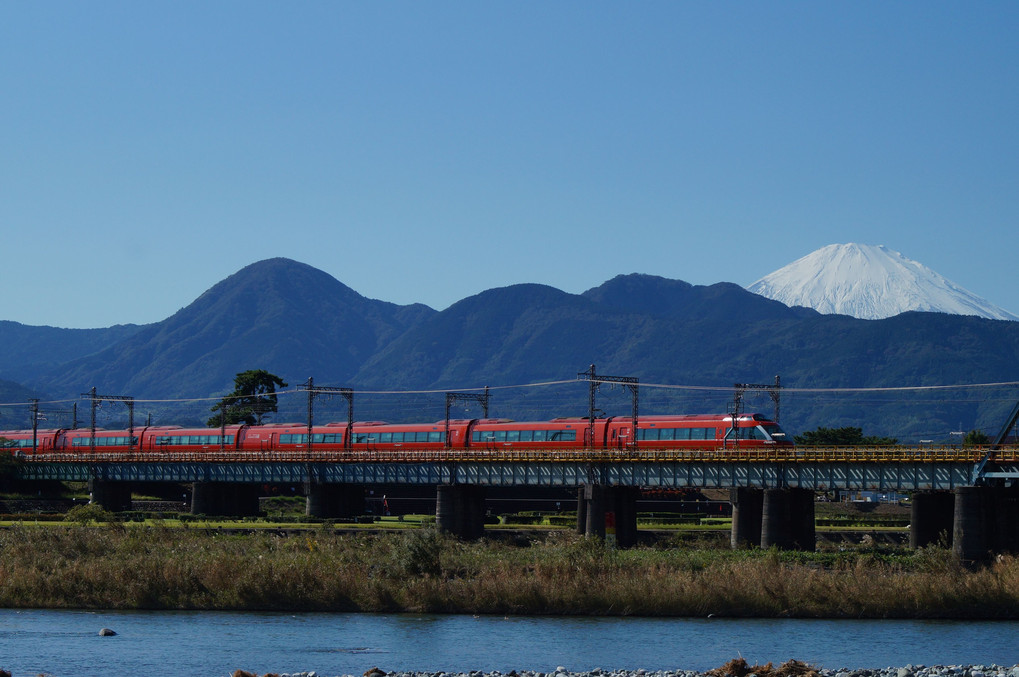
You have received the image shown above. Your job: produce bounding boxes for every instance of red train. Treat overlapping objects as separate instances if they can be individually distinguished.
[1,413,790,455]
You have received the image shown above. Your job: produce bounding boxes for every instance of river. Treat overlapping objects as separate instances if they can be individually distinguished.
[1,610,1017,677]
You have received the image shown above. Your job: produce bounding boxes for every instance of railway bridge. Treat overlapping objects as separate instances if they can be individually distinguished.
[12,445,1019,560]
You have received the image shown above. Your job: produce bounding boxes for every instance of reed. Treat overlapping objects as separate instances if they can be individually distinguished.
[1,525,1017,617]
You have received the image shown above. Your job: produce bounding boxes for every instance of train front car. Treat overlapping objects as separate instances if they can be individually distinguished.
[612,413,793,450]
[733,413,792,447]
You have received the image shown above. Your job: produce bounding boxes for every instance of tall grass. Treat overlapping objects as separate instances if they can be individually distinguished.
[1,525,1017,617]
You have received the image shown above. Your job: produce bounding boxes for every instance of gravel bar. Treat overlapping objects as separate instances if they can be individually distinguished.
[231,665,1019,677]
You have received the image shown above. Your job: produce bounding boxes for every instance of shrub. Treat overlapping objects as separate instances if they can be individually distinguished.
[63,503,114,525]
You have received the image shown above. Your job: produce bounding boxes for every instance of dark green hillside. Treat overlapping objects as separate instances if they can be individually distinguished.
[0,379,46,428]
[582,274,818,322]
[32,258,435,401]
[0,321,144,382]
[353,284,641,388]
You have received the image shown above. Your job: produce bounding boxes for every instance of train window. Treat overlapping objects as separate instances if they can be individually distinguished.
[532,430,546,442]
[518,430,532,442]
[643,429,659,441]
[494,431,507,442]
[379,433,393,443]
[506,431,520,442]
[428,432,443,442]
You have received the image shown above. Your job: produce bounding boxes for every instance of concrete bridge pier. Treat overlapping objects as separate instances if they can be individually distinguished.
[88,479,133,512]
[761,488,815,551]
[305,483,364,519]
[435,484,486,540]
[730,487,763,549]
[576,486,588,535]
[953,485,1019,563]
[988,484,1019,555]
[577,484,639,547]
[191,482,261,517]
[909,490,955,548]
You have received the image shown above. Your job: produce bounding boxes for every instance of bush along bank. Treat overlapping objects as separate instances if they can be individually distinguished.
[1,525,1019,617]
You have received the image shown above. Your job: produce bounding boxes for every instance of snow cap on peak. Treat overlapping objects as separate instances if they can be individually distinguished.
[747,243,1018,321]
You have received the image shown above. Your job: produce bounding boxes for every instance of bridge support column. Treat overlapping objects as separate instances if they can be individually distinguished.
[761,488,815,551]
[609,486,639,548]
[953,486,991,563]
[306,484,364,519]
[435,485,486,540]
[576,486,587,535]
[581,483,605,538]
[730,487,763,549]
[988,485,1019,555]
[578,485,639,547]
[88,479,132,512]
[909,491,955,549]
[191,482,261,517]
[954,485,1019,562]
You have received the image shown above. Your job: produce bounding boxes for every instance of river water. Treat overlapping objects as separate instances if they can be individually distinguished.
[1,610,1017,677]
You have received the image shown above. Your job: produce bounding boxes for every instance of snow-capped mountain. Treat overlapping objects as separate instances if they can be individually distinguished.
[747,243,1019,321]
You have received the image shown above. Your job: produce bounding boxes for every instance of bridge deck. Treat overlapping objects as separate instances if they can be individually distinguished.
[12,445,1019,490]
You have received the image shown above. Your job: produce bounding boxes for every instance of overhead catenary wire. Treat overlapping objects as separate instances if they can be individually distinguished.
[1,378,1018,410]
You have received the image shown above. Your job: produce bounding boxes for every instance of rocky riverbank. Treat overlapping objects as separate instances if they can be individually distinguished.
[229,664,1019,677]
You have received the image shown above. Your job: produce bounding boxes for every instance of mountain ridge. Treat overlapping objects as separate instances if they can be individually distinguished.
[3,257,1019,440]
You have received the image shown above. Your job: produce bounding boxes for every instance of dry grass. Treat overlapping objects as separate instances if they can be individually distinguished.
[1,525,1018,617]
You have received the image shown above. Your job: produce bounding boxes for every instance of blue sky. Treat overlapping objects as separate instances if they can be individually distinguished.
[2,2,1017,328]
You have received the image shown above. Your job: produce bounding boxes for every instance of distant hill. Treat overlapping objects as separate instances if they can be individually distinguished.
[33,258,436,399]
[0,321,145,383]
[4,259,1019,441]
[583,274,818,322]
[0,378,46,429]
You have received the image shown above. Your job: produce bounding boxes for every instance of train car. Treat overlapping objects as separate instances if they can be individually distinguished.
[610,413,791,449]
[349,420,473,450]
[469,417,593,449]
[141,425,244,452]
[0,429,64,455]
[59,428,143,453]
[240,422,344,451]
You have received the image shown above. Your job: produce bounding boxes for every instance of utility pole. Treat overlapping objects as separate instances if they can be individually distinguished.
[733,375,782,422]
[577,364,639,449]
[30,399,39,453]
[82,387,135,452]
[299,377,354,452]
[445,387,490,448]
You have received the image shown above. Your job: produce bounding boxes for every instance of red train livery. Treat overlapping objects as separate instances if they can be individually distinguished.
[2,413,790,455]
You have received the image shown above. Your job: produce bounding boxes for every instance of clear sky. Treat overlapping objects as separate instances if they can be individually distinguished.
[2,2,1017,328]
